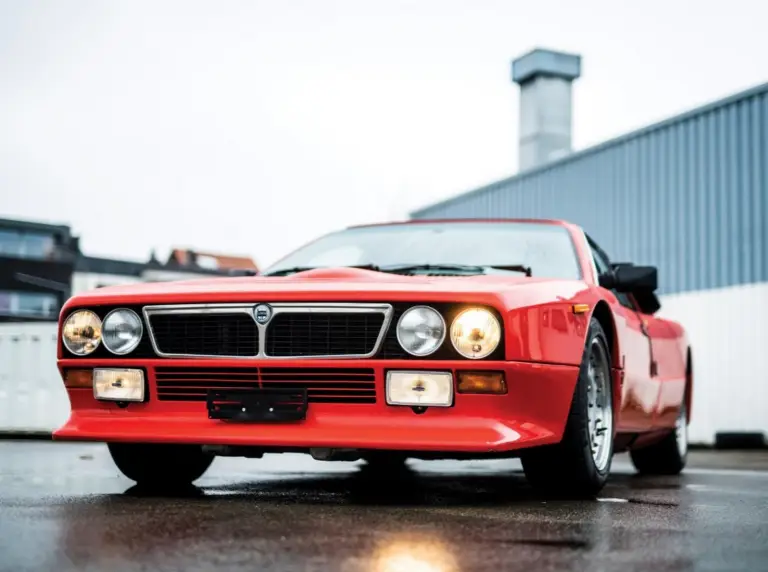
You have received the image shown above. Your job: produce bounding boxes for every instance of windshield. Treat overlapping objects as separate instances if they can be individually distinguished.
[265,222,582,279]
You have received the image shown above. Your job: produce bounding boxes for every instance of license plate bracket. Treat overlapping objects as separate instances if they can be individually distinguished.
[207,389,308,422]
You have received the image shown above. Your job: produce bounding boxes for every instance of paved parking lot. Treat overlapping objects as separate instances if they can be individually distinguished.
[1,441,767,571]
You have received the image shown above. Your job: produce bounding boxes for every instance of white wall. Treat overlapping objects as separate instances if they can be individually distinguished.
[72,269,216,296]
[656,282,768,445]
[71,271,142,295]
[141,268,216,282]
[0,283,766,443]
[0,323,69,434]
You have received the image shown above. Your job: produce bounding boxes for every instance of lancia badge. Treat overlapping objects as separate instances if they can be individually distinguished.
[253,304,273,325]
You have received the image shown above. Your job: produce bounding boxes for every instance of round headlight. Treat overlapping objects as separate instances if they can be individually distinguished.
[450,308,501,359]
[396,306,446,357]
[102,309,143,355]
[62,310,102,355]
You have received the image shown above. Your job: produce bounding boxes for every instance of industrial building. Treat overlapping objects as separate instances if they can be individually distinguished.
[412,49,768,445]
[413,49,766,296]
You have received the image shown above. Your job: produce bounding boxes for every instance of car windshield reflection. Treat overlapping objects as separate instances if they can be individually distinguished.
[264,221,581,279]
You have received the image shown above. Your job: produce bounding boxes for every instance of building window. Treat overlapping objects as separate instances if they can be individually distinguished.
[0,230,22,257]
[0,292,11,314]
[24,232,56,259]
[0,291,59,318]
[0,230,56,259]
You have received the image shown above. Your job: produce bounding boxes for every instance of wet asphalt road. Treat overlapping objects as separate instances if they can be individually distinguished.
[1,442,767,572]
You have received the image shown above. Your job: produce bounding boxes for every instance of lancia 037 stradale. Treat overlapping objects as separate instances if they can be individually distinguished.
[55,219,691,496]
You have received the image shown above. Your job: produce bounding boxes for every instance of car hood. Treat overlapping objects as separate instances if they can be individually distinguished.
[65,267,589,311]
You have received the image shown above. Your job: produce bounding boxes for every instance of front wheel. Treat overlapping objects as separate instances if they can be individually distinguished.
[108,443,214,487]
[521,318,615,497]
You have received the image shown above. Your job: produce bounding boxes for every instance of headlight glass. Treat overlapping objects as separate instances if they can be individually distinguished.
[450,308,501,359]
[396,306,446,356]
[62,310,102,355]
[102,309,143,355]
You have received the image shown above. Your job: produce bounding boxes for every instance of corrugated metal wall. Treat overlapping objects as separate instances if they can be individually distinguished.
[412,84,768,295]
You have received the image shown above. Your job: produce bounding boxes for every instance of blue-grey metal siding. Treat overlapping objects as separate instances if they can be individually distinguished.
[411,84,768,295]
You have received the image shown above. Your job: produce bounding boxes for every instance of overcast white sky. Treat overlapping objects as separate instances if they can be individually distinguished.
[1,0,766,268]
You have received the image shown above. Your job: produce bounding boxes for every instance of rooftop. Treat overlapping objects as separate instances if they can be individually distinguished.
[0,216,73,237]
[169,249,259,272]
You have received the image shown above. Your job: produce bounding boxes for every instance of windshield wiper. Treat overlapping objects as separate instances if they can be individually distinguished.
[484,264,532,277]
[263,264,381,277]
[379,263,532,277]
[264,262,532,277]
[379,263,486,275]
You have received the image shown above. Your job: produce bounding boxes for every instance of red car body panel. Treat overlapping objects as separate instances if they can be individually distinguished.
[53,219,690,454]
[55,359,579,452]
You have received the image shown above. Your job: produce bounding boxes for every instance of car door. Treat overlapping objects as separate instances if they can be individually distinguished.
[586,239,658,432]
[635,300,686,429]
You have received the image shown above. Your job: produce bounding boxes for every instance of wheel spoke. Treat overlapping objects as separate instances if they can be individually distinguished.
[587,337,613,473]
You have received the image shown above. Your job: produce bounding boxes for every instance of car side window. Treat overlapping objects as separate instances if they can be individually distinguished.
[586,236,636,311]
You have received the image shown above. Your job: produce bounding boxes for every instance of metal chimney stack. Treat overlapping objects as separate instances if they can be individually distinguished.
[512,48,581,172]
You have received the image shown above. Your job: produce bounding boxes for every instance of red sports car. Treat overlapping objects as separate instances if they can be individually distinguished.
[55,219,691,496]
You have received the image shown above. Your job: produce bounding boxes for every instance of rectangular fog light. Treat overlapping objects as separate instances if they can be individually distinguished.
[386,371,453,407]
[93,368,145,402]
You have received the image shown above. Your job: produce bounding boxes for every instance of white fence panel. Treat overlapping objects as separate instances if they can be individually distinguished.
[0,323,69,433]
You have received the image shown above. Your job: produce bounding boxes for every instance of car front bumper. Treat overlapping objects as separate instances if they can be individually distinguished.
[54,359,579,453]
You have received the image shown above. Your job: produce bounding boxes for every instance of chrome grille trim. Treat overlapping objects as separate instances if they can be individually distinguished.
[143,303,394,359]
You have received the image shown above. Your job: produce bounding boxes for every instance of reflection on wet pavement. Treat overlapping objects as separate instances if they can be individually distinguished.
[1,442,767,571]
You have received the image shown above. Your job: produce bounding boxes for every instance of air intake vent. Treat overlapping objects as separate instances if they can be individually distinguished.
[154,366,377,404]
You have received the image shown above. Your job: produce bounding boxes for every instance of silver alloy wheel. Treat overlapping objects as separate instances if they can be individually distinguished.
[587,338,613,472]
[675,400,688,457]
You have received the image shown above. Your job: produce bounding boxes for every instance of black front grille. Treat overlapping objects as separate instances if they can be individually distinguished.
[155,366,376,404]
[149,313,259,356]
[265,312,385,357]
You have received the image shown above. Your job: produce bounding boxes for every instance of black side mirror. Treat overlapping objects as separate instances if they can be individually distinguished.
[599,264,658,293]
[634,289,662,315]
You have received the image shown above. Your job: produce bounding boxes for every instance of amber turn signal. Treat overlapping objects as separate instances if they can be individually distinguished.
[457,371,507,394]
[63,368,93,388]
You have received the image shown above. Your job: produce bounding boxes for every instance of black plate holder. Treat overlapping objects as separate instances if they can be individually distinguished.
[207,389,308,422]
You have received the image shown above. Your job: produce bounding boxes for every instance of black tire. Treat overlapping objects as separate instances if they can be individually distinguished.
[521,318,614,497]
[362,452,409,472]
[108,443,214,487]
[630,400,688,475]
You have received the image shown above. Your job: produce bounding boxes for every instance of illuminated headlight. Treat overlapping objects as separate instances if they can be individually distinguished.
[102,309,143,355]
[396,306,446,356]
[450,308,502,359]
[93,368,145,402]
[62,310,102,355]
[386,371,453,407]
